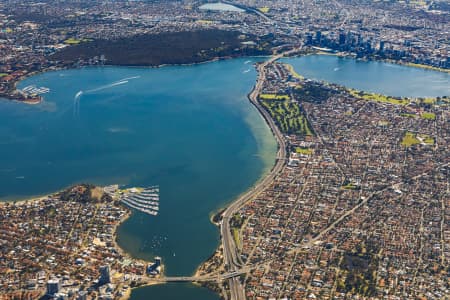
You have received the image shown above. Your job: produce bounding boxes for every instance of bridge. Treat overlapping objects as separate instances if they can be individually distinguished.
[147,270,246,283]
[144,47,302,299]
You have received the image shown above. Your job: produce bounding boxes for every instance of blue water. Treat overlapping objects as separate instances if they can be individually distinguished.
[282,55,450,97]
[130,283,219,300]
[199,2,245,12]
[1,58,276,299]
[1,55,448,299]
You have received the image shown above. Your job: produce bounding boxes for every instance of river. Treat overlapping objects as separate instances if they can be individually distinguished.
[0,55,448,299]
[282,55,450,97]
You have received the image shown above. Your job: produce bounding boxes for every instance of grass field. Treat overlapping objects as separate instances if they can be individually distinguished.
[261,99,313,135]
[401,132,421,147]
[64,38,81,44]
[421,112,436,120]
[295,147,313,155]
[418,134,435,145]
[63,37,93,45]
[422,98,436,104]
[259,94,290,101]
[258,6,270,13]
[400,113,417,118]
[401,132,435,147]
[90,187,104,200]
[232,228,240,249]
[349,89,410,105]
[406,63,450,74]
[342,183,357,190]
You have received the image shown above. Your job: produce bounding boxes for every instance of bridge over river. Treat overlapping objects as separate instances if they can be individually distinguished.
[144,270,247,284]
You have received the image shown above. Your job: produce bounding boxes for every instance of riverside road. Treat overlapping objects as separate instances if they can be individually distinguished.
[144,47,302,299]
[220,47,301,300]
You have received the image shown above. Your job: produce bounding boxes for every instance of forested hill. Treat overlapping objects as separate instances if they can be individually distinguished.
[50,30,274,66]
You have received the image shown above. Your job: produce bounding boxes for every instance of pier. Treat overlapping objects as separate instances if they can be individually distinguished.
[21,85,50,96]
[104,185,160,216]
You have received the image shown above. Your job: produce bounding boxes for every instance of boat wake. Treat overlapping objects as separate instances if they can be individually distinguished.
[72,76,140,117]
[73,91,83,117]
[107,127,130,133]
[121,76,141,81]
[86,76,140,93]
[85,80,128,93]
[74,91,83,99]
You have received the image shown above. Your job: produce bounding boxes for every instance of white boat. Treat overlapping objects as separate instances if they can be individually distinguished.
[126,196,159,207]
[121,199,159,215]
[117,185,160,216]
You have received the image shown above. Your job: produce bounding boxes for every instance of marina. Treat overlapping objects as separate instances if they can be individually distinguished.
[20,85,50,96]
[104,185,160,216]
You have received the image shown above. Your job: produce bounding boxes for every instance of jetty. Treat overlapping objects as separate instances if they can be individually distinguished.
[21,85,50,96]
[104,185,159,216]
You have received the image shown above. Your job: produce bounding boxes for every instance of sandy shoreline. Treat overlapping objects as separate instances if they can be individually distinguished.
[309,50,450,74]
[4,48,447,107]
[112,209,167,299]
[2,47,448,300]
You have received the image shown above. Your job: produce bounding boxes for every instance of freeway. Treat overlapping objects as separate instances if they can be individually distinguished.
[142,47,302,299]
[147,270,246,283]
[142,45,445,299]
[223,1,273,23]
[220,47,301,300]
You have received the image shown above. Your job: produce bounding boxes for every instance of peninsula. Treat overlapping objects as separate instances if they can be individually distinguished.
[195,53,449,299]
[0,29,275,104]
[0,184,163,299]
[49,30,273,67]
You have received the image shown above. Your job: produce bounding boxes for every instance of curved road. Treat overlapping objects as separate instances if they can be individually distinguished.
[223,0,273,23]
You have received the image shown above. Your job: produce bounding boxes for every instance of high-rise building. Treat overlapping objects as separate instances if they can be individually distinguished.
[357,34,363,46]
[147,257,162,275]
[379,41,385,52]
[339,32,346,46]
[46,279,61,295]
[154,256,161,267]
[99,265,111,284]
[315,31,322,43]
